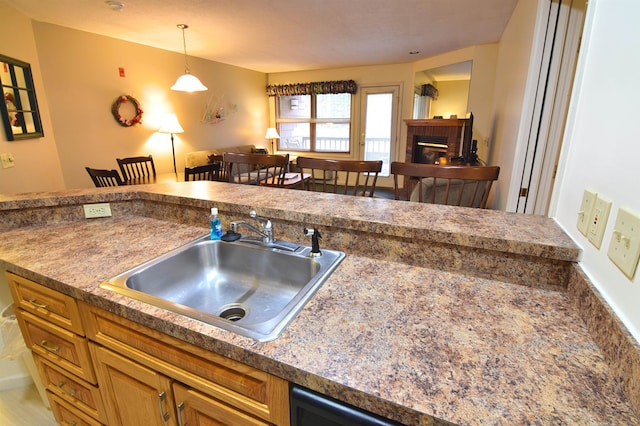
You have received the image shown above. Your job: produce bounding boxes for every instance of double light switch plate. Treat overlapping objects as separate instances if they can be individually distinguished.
[607,207,640,280]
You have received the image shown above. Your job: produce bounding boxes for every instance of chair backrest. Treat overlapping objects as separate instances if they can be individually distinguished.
[223,152,289,187]
[116,155,156,182]
[184,163,223,182]
[85,167,124,187]
[296,157,383,197]
[391,162,500,208]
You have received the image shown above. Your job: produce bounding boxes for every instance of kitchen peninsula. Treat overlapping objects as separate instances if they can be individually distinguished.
[0,181,638,425]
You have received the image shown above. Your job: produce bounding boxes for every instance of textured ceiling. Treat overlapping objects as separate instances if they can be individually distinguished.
[4,0,519,73]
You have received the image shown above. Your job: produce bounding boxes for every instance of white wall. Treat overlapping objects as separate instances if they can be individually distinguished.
[486,0,540,209]
[0,3,65,194]
[430,80,470,120]
[32,22,268,190]
[553,0,640,341]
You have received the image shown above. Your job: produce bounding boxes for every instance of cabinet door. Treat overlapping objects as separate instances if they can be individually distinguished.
[173,382,270,426]
[90,343,177,426]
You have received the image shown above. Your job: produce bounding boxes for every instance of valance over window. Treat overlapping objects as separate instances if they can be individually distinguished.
[420,83,439,100]
[266,80,357,96]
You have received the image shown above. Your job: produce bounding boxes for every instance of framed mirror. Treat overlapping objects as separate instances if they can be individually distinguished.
[413,61,473,119]
[0,54,44,141]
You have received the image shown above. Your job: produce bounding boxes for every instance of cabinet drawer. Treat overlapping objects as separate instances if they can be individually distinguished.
[34,354,107,423]
[16,309,96,384]
[47,391,104,426]
[6,272,84,335]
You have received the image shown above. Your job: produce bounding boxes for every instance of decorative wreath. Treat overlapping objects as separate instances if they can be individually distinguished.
[111,95,143,127]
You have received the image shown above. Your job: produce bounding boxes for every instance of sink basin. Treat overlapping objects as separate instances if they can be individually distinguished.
[101,235,345,341]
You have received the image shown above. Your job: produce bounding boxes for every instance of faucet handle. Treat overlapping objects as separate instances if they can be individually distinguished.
[250,210,272,229]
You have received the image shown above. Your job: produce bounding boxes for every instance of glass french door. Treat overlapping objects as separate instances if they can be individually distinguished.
[359,85,400,184]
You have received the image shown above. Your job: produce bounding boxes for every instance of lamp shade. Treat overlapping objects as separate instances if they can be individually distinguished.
[171,73,208,92]
[264,127,280,139]
[158,113,184,134]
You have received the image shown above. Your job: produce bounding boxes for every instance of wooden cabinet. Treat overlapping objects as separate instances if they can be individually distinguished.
[90,344,176,426]
[7,271,290,426]
[81,302,289,426]
[7,271,104,424]
[173,382,270,426]
[34,355,107,423]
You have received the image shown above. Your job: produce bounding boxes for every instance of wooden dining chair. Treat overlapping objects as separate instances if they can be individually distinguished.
[116,155,156,182]
[85,167,124,187]
[223,152,289,187]
[184,163,222,181]
[296,157,383,197]
[391,162,500,208]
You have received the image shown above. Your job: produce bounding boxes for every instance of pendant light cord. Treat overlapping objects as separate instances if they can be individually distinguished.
[178,24,191,74]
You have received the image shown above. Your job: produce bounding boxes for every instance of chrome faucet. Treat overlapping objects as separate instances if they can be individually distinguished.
[228,210,274,243]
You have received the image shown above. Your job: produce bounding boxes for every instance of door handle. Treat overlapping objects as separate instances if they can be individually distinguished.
[157,391,170,422]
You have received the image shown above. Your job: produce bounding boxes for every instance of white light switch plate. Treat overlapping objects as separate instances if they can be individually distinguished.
[577,189,597,236]
[607,207,640,280]
[588,196,612,249]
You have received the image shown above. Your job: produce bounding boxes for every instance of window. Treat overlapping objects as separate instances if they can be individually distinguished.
[0,54,44,141]
[276,93,352,153]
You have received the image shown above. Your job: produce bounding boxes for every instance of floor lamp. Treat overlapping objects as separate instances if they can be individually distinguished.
[158,114,184,174]
[265,127,280,153]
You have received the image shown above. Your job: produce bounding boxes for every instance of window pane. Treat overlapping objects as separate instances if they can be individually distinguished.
[278,95,310,119]
[316,123,350,152]
[278,122,310,151]
[317,93,350,119]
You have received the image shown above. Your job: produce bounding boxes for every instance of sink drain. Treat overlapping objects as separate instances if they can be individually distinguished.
[217,304,248,322]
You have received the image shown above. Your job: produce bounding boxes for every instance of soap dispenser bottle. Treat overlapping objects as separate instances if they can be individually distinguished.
[210,207,223,240]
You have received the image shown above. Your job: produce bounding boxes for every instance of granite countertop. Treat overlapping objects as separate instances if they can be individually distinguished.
[0,182,638,425]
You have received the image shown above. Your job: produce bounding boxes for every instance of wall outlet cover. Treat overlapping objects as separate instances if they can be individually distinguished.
[1,153,15,169]
[83,203,112,218]
[588,196,612,249]
[607,207,640,280]
[577,189,597,236]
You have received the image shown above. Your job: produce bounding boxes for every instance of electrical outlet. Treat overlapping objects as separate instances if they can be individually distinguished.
[607,207,640,280]
[587,196,612,249]
[577,189,597,236]
[83,203,112,218]
[1,153,15,169]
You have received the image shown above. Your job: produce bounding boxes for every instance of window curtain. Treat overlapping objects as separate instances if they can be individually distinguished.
[266,80,357,96]
[420,83,438,100]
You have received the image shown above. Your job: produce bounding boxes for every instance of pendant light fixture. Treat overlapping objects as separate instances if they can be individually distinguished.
[171,24,208,92]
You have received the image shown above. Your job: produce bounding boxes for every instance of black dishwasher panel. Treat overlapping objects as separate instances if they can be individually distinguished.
[290,384,404,426]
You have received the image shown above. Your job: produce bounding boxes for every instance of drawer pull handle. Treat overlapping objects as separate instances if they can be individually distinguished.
[38,340,60,353]
[177,401,187,426]
[29,299,49,309]
[158,391,170,422]
[56,382,77,397]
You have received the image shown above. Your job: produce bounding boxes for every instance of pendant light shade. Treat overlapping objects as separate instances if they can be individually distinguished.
[171,73,208,92]
[171,24,208,92]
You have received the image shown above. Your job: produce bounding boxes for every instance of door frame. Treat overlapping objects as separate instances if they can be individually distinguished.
[509,0,586,214]
[357,83,402,187]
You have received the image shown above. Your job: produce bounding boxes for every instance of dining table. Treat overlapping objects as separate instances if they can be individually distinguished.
[123,172,182,185]
[124,171,311,189]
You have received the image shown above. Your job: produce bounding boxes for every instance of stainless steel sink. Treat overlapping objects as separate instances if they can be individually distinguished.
[101,235,345,341]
